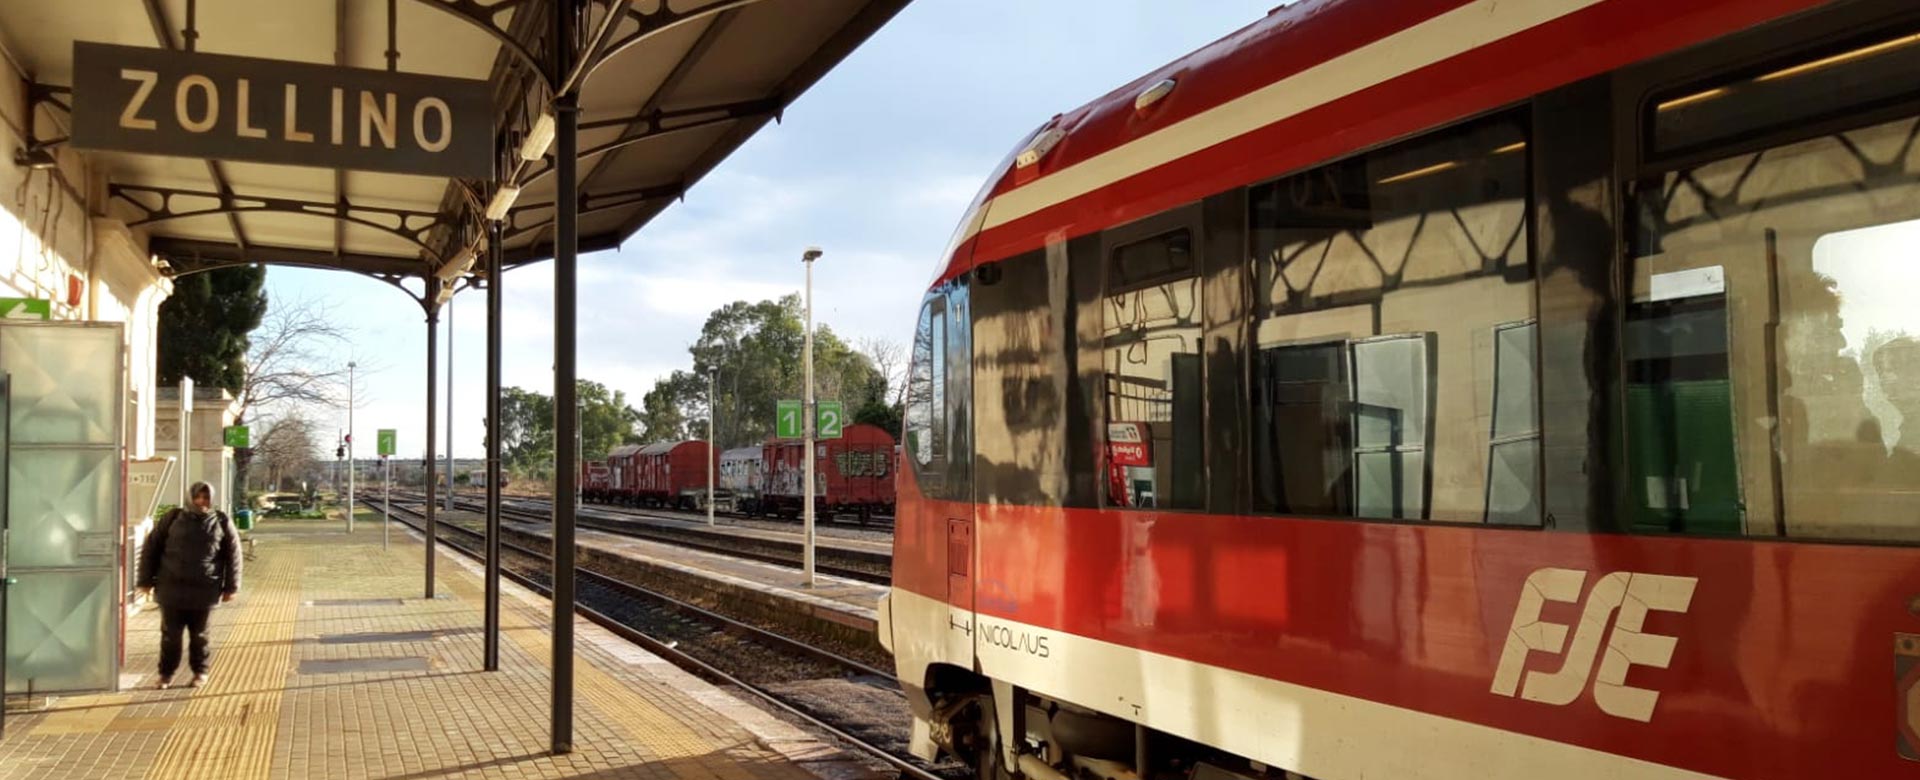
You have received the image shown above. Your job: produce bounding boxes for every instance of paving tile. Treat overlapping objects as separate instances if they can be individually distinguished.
[0,522,847,780]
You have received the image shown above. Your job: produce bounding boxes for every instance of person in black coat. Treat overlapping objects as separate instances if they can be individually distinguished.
[136,481,242,689]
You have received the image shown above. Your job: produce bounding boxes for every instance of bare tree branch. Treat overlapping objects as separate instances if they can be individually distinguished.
[858,336,907,407]
[239,296,354,424]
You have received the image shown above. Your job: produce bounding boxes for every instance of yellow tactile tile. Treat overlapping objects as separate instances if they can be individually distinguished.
[144,546,300,780]
[0,522,833,780]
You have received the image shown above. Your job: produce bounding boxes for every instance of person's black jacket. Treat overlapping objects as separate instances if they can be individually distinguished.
[137,507,242,610]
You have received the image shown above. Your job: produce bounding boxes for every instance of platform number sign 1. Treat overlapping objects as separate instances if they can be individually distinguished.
[377,429,397,457]
[777,400,804,439]
[817,401,845,440]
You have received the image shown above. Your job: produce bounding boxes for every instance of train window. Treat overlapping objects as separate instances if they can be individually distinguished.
[1247,111,1537,524]
[905,286,973,502]
[1631,104,1920,542]
[1103,226,1204,509]
[906,297,946,477]
[1651,28,1920,159]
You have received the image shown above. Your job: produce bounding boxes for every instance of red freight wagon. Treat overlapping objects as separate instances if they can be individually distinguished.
[759,422,895,521]
[603,443,643,505]
[580,460,611,503]
[630,440,716,510]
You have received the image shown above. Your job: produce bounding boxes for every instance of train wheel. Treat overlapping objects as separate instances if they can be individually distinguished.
[971,699,1014,780]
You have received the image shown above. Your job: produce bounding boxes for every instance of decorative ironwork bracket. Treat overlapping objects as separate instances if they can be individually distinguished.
[410,0,552,91]
[502,180,683,243]
[112,183,460,264]
[23,83,72,154]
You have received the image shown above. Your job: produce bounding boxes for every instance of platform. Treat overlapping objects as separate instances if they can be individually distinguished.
[0,520,857,780]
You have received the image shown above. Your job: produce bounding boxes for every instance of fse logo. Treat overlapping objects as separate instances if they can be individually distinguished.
[1491,568,1698,722]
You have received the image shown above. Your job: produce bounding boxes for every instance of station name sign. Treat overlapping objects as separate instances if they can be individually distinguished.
[72,42,492,179]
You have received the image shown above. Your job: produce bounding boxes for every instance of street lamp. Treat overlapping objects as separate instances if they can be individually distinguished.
[801,246,821,586]
[707,368,717,527]
[347,360,356,533]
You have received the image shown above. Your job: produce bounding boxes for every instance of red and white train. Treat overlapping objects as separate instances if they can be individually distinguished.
[877,1,1920,779]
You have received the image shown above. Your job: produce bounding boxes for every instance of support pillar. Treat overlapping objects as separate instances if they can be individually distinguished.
[484,217,504,672]
[424,278,440,600]
[550,0,580,756]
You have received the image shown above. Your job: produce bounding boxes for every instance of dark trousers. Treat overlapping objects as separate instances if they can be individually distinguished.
[158,607,212,677]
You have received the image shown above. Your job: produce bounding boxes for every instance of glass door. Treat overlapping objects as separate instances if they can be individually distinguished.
[2,322,124,694]
[1,373,11,739]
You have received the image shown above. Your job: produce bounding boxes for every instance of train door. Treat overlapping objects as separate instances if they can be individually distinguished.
[905,281,974,658]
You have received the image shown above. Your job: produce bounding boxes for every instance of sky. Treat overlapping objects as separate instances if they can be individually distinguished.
[271,0,1280,460]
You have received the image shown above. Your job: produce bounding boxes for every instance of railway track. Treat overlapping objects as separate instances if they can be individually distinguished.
[371,500,952,780]
[400,491,894,585]
[450,487,896,528]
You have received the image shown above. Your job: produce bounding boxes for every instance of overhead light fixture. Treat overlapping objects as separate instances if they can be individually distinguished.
[1376,160,1459,186]
[519,113,555,161]
[1656,87,1728,113]
[485,184,521,221]
[1758,32,1920,82]
[435,246,478,284]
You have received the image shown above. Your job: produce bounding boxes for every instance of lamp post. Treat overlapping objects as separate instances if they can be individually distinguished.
[447,297,455,511]
[707,369,716,527]
[347,360,356,533]
[801,246,821,586]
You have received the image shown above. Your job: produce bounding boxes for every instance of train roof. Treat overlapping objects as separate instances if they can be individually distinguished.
[607,444,643,458]
[935,0,1822,284]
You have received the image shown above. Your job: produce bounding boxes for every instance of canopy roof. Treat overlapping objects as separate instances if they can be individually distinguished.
[0,0,907,302]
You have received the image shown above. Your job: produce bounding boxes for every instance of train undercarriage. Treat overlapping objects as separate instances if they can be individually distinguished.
[916,669,1312,780]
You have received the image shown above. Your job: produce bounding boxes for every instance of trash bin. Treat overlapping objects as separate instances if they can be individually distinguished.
[234,508,255,531]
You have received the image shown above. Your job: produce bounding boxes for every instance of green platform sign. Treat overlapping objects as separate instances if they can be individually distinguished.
[777,400,846,439]
[377,428,397,456]
[816,401,844,440]
[222,425,249,448]
[0,297,51,320]
[776,400,803,439]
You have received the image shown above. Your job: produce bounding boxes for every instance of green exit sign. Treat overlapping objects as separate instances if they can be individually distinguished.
[223,425,249,448]
[0,297,51,320]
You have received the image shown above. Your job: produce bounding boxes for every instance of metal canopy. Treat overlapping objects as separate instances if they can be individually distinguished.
[0,0,908,305]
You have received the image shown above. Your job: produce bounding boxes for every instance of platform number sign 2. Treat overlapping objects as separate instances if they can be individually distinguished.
[817,401,844,440]
[777,400,804,439]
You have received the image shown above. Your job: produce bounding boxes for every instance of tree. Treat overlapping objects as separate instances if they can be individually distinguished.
[577,380,638,460]
[496,387,553,479]
[252,412,318,492]
[490,381,640,481]
[638,371,702,443]
[858,336,907,407]
[158,266,268,394]
[231,296,353,493]
[652,295,892,449]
